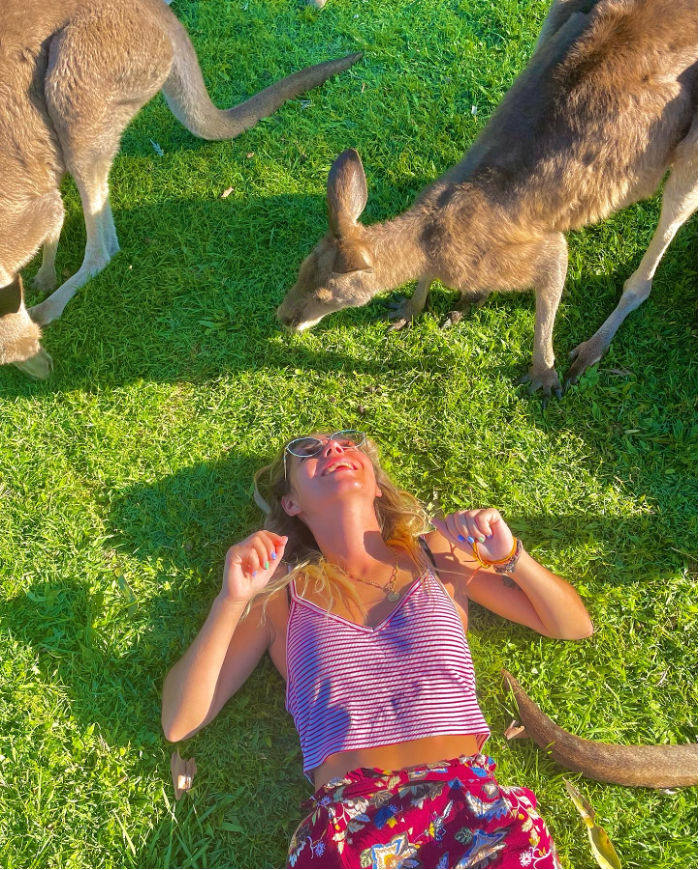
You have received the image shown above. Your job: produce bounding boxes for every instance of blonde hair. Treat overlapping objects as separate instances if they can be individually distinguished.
[248,434,431,617]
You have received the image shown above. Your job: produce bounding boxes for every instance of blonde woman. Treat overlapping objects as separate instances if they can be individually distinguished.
[162,430,593,869]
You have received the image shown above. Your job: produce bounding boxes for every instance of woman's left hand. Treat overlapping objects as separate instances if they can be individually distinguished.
[432,508,516,564]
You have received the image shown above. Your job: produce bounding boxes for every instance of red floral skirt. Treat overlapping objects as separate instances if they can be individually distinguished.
[287,754,560,869]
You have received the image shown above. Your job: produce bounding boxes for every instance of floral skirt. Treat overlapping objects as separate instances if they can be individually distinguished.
[287,754,560,869]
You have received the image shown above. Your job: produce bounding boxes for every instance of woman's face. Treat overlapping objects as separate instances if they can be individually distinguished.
[282,435,381,519]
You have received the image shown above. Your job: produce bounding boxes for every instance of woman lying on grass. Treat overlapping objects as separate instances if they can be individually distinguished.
[162,430,593,869]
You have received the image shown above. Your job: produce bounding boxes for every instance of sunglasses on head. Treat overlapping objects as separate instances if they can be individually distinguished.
[283,429,366,478]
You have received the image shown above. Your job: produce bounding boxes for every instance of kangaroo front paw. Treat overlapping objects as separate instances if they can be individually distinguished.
[386,298,420,332]
[517,364,563,407]
[32,270,57,293]
[441,310,464,329]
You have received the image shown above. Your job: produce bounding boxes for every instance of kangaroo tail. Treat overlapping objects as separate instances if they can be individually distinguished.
[502,670,698,788]
[160,11,361,141]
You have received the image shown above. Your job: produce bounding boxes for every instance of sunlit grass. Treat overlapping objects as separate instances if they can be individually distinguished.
[0,0,696,867]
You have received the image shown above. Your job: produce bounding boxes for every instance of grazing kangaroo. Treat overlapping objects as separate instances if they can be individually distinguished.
[0,0,360,378]
[277,0,698,401]
[503,670,698,788]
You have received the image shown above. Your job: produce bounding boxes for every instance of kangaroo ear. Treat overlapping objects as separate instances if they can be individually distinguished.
[0,276,23,318]
[333,243,373,274]
[327,148,368,238]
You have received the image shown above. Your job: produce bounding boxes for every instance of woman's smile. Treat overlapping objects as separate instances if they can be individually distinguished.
[320,458,360,476]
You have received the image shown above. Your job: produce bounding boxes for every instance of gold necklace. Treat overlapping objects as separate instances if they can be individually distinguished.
[346,548,401,602]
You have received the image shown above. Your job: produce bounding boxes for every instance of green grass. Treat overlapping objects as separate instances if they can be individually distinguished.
[0,0,697,867]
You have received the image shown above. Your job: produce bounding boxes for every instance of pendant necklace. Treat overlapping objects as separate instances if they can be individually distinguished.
[346,548,401,602]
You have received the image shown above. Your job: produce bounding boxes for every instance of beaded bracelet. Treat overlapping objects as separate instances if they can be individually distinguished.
[493,538,523,573]
[473,538,523,574]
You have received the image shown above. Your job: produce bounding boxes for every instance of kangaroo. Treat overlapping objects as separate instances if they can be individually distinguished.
[503,670,698,788]
[0,0,361,378]
[277,0,697,402]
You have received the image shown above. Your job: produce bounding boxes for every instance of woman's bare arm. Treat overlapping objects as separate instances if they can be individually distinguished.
[427,510,593,640]
[462,550,593,639]
[161,530,287,742]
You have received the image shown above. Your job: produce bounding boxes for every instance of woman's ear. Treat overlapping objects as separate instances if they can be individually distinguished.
[281,494,303,517]
[375,487,383,498]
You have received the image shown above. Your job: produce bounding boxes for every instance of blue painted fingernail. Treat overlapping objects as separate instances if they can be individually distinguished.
[264,561,270,570]
[467,536,475,544]
[271,550,277,560]
[478,536,486,543]
[487,534,493,539]
[457,535,466,542]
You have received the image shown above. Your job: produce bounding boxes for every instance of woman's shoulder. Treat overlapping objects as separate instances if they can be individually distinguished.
[418,530,477,594]
[259,582,292,642]
[419,529,452,558]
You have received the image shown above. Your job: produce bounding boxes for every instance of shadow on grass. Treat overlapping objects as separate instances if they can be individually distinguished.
[1,448,307,866]
[2,194,693,399]
[106,450,692,608]
[1,188,442,387]
[1,568,304,867]
[1,575,166,751]
[0,450,269,731]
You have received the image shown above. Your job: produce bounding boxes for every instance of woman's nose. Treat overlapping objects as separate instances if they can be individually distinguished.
[322,439,345,457]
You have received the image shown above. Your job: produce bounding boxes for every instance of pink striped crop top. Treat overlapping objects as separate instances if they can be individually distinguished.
[285,564,490,781]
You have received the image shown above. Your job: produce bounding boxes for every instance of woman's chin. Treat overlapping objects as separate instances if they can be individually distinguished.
[319,475,369,497]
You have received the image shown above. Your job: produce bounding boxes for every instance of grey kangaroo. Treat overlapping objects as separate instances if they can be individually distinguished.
[0,0,360,378]
[277,0,698,401]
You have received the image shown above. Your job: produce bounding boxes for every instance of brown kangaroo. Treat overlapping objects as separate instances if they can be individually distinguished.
[277,0,697,401]
[0,0,361,378]
[503,670,698,788]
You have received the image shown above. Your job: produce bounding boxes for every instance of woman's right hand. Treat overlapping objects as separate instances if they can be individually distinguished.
[221,531,288,604]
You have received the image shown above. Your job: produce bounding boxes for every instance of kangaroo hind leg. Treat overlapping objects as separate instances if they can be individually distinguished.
[564,120,698,390]
[31,10,171,325]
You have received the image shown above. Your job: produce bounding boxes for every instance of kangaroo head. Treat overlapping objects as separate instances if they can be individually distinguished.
[277,149,378,331]
[0,276,53,379]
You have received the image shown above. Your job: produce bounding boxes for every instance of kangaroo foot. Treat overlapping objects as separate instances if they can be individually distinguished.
[563,339,607,392]
[517,364,563,408]
[106,236,120,258]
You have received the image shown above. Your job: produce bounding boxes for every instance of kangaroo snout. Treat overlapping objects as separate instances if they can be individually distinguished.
[277,307,324,333]
[277,314,321,334]
[13,345,54,379]
[276,305,301,332]
[276,292,327,333]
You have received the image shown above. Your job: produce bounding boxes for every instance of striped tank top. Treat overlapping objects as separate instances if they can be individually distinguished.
[285,566,490,781]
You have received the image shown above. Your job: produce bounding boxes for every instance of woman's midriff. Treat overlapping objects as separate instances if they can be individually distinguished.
[312,733,481,789]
